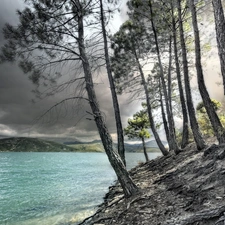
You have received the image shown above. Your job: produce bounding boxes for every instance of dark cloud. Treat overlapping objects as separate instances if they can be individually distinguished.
[0,1,223,143]
[0,2,100,140]
[0,0,24,41]
[0,1,142,142]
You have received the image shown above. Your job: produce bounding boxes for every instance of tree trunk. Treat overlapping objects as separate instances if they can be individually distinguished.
[177,0,206,150]
[159,80,170,145]
[141,136,149,162]
[212,0,225,95]
[171,2,189,149]
[149,0,181,154]
[189,0,225,144]
[77,5,138,197]
[167,35,180,147]
[99,0,126,166]
[134,50,169,156]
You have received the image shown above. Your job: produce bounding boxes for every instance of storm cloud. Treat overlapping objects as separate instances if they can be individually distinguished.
[0,1,224,143]
[0,0,141,142]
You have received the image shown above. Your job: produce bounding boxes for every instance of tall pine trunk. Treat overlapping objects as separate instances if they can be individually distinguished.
[159,78,170,144]
[212,0,225,95]
[99,0,126,166]
[77,4,138,197]
[149,0,181,154]
[171,2,189,148]
[167,36,177,145]
[159,38,172,147]
[189,0,225,144]
[177,0,206,150]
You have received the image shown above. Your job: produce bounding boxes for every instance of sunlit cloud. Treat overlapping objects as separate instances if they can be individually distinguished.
[0,124,17,137]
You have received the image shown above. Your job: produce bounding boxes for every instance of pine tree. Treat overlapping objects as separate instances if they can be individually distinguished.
[124,109,151,162]
[189,0,225,144]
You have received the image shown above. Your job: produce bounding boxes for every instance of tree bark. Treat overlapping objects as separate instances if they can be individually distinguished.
[177,0,206,150]
[99,0,126,166]
[141,136,149,162]
[159,79,170,145]
[77,3,138,197]
[189,0,225,144]
[149,0,181,154]
[212,0,225,95]
[171,2,189,149]
[167,35,176,139]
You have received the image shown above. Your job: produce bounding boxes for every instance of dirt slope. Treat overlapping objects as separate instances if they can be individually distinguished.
[79,141,225,225]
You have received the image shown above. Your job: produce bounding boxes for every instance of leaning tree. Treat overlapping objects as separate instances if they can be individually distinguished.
[0,0,138,197]
[212,0,225,95]
[177,0,206,150]
[126,0,181,154]
[99,0,126,165]
[111,20,169,156]
[188,0,225,144]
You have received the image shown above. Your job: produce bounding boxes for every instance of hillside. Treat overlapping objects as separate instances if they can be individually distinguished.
[0,137,75,152]
[67,142,104,152]
[124,141,163,152]
[79,141,225,225]
[0,137,162,153]
[65,140,162,153]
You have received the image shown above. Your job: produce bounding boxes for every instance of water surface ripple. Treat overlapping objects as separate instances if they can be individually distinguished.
[0,152,161,225]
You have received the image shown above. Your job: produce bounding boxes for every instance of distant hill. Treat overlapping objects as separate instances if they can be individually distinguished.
[0,137,163,152]
[63,139,101,145]
[0,135,10,139]
[0,137,75,152]
[124,142,162,153]
[65,139,163,153]
[146,140,168,148]
[67,142,104,152]
[40,137,81,144]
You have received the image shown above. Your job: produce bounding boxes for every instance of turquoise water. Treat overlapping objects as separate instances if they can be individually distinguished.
[0,152,161,225]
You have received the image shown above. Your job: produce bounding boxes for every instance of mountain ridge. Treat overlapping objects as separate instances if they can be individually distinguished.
[0,137,75,152]
[65,139,163,152]
[0,137,162,152]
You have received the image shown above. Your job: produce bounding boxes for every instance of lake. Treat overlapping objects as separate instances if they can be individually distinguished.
[0,152,161,225]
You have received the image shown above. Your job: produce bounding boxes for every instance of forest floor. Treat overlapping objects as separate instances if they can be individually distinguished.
[78,138,225,225]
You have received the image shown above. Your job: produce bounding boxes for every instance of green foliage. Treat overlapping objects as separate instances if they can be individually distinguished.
[196,99,225,137]
[124,109,150,140]
[68,143,104,152]
[110,18,150,94]
[202,43,212,52]
[176,128,194,146]
[111,19,149,58]
[196,99,222,113]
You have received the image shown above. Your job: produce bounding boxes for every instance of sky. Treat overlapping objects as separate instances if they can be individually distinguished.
[0,0,142,143]
[0,1,224,143]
